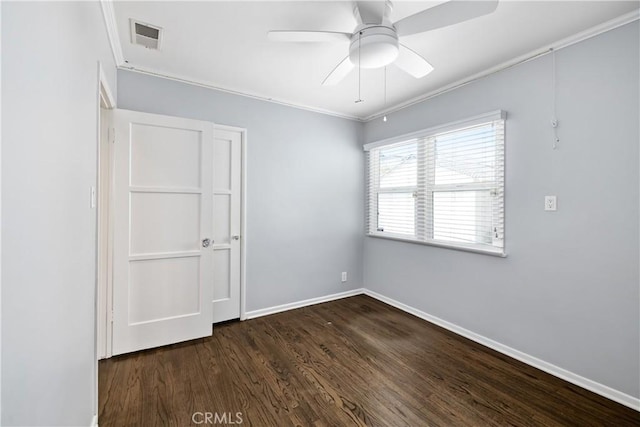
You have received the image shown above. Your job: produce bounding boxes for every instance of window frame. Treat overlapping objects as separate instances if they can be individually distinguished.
[372,142,419,238]
[364,111,506,257]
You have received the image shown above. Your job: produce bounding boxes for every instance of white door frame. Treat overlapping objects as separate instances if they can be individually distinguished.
[95,62,116,427]
[96,65,115,360]
[96,121,247,359]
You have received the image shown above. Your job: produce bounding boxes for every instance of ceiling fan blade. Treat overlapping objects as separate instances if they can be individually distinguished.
[395,44,434,78]
[354,1,389,25]
[268,30,351,43]
[395,0,499,37]
[322,56,354,86]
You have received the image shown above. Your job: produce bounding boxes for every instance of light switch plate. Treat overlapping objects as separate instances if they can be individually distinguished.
[545,195,557,211]
[90,186,96,209]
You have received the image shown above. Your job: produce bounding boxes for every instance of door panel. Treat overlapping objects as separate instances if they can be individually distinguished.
[128,257,201,324]
[112,109,214,355]
[213,135,232,189]
[130,192,201,254]
[213,250,231,300]
[212,128,242,323]
[213,194,231,244]
[130,125,202,188]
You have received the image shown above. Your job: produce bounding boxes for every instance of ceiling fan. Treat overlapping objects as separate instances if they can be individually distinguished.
[268,1,499,86]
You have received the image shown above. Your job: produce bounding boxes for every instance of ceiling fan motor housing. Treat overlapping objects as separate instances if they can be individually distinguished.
[349,25,399,69]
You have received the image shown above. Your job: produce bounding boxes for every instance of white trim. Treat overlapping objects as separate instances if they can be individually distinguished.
[107,10,637,122]
[363,289,640,411]
[363,110,505,151]
[96,62,115,359]
[120,65,361,122]
[365,112,506,257]
[240,286,640,409]
[366,234,506,257]
[99,76,115,110]
[0,2,3,421]
[104,115,115,361]
[240,129,248,321]
[94,61,116,427]
[100,0,125,66]
[364,10,640,122]
[99,66,116,109]
[244,289,365,320]
[546,9,639,52]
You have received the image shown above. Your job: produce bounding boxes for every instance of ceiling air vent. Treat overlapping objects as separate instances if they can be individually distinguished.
[130,19,162,50]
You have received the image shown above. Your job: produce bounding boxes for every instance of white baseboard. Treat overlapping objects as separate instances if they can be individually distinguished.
[90,414,98,427]
[363,289,640,411]
[244,288,365,319]
[242,286,639,411]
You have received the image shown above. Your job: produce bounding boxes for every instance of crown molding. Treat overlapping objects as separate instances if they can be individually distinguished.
[118,64,362,121]
[99,4,638,123]
[100,0,125,67]
[364,9,640,122]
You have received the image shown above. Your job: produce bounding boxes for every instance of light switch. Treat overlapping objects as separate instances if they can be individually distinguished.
[545,195,557,211]
[90,186,96,209]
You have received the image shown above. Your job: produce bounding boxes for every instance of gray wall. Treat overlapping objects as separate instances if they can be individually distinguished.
[363,22,639,398]
[1,4,635,425]
[117,70,364,312]
[2,1,117,425]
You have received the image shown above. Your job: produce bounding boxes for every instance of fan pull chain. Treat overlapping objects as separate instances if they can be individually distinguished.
[551,48,559,150]
[355,31,364,104]
[383,66,388,122]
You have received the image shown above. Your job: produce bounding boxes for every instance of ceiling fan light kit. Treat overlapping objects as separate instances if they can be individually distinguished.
[269,0,499,99]
[349,26,399,69]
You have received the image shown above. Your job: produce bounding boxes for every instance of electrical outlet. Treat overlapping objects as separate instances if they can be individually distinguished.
[545,196,557,211]
[341,272,347,282]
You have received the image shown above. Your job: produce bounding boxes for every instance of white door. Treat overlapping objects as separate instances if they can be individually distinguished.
[112,109,214,355]
[212,127,242,323]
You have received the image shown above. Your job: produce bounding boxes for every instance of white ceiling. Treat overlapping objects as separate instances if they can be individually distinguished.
[111,1,639,120]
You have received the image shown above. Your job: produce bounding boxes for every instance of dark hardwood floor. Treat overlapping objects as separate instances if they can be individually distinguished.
[99,295,639,426]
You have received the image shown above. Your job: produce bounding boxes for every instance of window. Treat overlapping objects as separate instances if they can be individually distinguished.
[365,111,505,256]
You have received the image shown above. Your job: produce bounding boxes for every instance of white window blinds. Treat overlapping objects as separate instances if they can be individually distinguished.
[365,111,505,256]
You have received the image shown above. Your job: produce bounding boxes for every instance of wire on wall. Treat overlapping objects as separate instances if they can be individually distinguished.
[551,48,559,150]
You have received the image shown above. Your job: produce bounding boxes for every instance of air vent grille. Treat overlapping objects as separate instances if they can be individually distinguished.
[130,19,162,50]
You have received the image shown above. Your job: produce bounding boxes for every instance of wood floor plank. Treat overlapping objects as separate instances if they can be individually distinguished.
[309,299,547,426]
[99,295,640,426]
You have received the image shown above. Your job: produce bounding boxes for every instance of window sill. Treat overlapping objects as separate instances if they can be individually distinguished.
[366,233,507,258]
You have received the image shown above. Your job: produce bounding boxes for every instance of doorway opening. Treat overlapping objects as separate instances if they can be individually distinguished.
[95,105,247,358]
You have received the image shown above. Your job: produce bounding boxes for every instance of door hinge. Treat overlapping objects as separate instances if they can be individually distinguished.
[110,127,116,144]
[109,310,114,323]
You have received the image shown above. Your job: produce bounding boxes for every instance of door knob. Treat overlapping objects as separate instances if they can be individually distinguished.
[202,238,212,248]
[231,235,240,241]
